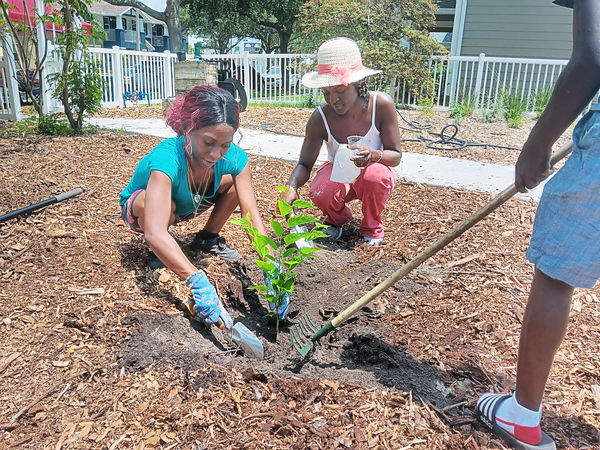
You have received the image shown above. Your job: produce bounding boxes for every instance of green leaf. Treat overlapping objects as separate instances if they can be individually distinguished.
[229,218,250,226]
[291,199,315,209]
[299,247,321,255]
[275,185,288,193]
[271,219,285,237]
[256,260,276,272]
[248,285,270,291]
[277,198,293,217]
[284,233,312,246]
[255,234,277,250]
[283,248,298,258]
[287,215,320,227]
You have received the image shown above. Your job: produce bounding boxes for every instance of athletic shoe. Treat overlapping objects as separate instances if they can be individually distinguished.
[322,222,343,240]
[191,234,242,261]
[362,236,384,246]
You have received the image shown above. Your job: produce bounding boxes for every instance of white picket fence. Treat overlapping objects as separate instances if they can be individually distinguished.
[0,36,23,121]
[390,53,570,113]
[41,45,177,112]
[196,52,573,114]
[1,45,581,118]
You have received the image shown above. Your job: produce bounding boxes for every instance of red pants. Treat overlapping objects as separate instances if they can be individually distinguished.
[309,161,396,239]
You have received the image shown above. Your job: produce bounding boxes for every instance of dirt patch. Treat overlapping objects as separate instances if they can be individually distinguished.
[119,246,449,407]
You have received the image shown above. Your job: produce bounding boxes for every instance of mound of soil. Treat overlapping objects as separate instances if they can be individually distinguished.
[118,247,450,407]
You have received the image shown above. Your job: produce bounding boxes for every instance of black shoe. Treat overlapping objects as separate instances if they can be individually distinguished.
[191,234,242,261]
[148,251,166,269]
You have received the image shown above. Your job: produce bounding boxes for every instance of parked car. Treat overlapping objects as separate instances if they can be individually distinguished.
[262,65,301,89]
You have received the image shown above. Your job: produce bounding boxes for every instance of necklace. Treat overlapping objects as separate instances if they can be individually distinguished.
[187,162,211,217]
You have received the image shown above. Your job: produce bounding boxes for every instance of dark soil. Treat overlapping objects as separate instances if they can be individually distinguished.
[118,244,450,408]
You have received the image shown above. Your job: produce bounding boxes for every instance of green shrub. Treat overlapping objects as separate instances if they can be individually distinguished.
[502,90,528,128]
[418,97,435,120]
[449,91,477,124]
[533,85,553,118]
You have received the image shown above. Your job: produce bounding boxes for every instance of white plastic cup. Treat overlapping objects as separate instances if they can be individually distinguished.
[347,135,363,146]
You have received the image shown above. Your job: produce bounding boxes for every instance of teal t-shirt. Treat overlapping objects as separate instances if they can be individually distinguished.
[119,136,248,216]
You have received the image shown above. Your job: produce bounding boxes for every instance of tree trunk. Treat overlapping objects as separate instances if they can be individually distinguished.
[165,0,184,60]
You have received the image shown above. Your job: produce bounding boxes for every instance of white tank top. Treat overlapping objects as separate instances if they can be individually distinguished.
[317,92,383,163]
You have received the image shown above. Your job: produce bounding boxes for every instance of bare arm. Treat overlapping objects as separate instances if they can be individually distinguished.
[233,164,268,236]
[143,170,198,280]
[283,110,326,203]
[350,93,402,167]
[516,0,600,192]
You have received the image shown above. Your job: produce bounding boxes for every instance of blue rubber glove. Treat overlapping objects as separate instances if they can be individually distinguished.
[186,271,232,329]
[263,263,291,319]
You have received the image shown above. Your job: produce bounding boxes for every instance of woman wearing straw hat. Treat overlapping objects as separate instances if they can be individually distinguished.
[283,37,401,246]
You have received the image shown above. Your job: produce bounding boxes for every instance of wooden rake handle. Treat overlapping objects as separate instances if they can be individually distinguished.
[313,140,574,340]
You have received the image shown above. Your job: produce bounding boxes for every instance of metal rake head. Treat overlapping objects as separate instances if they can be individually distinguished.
[290,314,318,357]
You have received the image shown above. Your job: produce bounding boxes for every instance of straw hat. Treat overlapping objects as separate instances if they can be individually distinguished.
[302,37,381,89]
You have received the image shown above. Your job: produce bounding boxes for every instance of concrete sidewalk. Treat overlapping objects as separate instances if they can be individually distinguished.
[88,117,546,202]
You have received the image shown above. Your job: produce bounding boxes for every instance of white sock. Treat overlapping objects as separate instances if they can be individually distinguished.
[496,394,542,428]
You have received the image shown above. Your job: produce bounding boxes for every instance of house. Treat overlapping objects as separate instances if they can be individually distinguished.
[88,0,170,52]
[431,0,456,49]
[450,0,573,59]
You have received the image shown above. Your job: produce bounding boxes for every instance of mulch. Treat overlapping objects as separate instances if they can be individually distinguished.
[0,107,598,450]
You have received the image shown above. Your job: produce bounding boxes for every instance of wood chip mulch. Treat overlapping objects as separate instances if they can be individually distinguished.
[0,108,598,450]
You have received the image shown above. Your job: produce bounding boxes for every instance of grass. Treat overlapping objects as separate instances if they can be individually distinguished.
[533,85,553,118]
[2,114,100,137]
[502,89,529,128]
[449,92,477,124]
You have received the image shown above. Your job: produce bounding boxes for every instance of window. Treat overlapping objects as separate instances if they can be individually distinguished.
[103,16,116,29]
[132,21,136,31]
[153,25,164,36]
[144,23,148,35]
[122,18,127,29]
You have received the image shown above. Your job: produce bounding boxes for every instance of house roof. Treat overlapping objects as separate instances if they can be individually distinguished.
[89,1,131,15]
[89,1,165,25]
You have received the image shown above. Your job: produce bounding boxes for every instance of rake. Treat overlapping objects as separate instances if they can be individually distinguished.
[290,141,573,357]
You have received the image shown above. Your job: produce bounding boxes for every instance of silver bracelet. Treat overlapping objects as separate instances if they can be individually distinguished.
[376,150,384,163]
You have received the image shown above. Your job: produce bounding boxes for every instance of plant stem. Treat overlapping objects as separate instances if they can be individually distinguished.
[276,316,280,341]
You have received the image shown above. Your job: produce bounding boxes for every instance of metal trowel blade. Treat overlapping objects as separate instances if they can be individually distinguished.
[227,322,264,359]
[292,225,314,249]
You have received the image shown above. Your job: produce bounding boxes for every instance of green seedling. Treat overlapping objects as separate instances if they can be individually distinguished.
[230,187,327,340]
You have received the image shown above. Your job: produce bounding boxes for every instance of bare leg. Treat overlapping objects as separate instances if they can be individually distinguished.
[131,190,177,231]
[202,175,239,234]
[515,267,574,411]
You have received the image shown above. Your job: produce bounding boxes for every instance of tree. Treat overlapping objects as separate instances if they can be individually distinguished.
[103,0,185,60]
[298,0,447,99]
[187,0,306,54]
[182,2,280,55]
[47,0,105,131]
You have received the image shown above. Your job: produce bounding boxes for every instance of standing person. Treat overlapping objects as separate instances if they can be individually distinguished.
[282,37,402,246]
[476,1,600,449]
[119,85,287,324]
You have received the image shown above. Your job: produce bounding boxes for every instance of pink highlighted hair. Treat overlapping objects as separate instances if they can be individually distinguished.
[164,85,240,137]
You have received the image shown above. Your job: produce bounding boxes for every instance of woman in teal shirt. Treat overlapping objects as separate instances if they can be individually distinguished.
[119,85,271,327]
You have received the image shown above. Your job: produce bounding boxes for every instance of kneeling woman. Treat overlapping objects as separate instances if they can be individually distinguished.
[119,85,270,327]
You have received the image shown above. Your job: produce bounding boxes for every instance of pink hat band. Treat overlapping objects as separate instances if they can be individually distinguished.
[317,61,365,86]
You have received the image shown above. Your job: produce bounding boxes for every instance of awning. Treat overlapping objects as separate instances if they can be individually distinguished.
[5,0,93,34]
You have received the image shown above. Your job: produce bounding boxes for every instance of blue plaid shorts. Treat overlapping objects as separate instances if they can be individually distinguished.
[527,107,600,288]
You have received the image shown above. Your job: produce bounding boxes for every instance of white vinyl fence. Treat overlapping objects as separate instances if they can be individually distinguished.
[194,52,575,114]
[199,52,316,105]
[389,53,571,113]
[0,36,23,121]
[42,45,177,112]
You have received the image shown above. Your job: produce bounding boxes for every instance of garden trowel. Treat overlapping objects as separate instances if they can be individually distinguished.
[216,318,264,359]
[289,212,314,249]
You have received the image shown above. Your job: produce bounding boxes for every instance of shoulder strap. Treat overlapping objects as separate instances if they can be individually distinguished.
[317,105,333,141]
[371,92,378,124]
